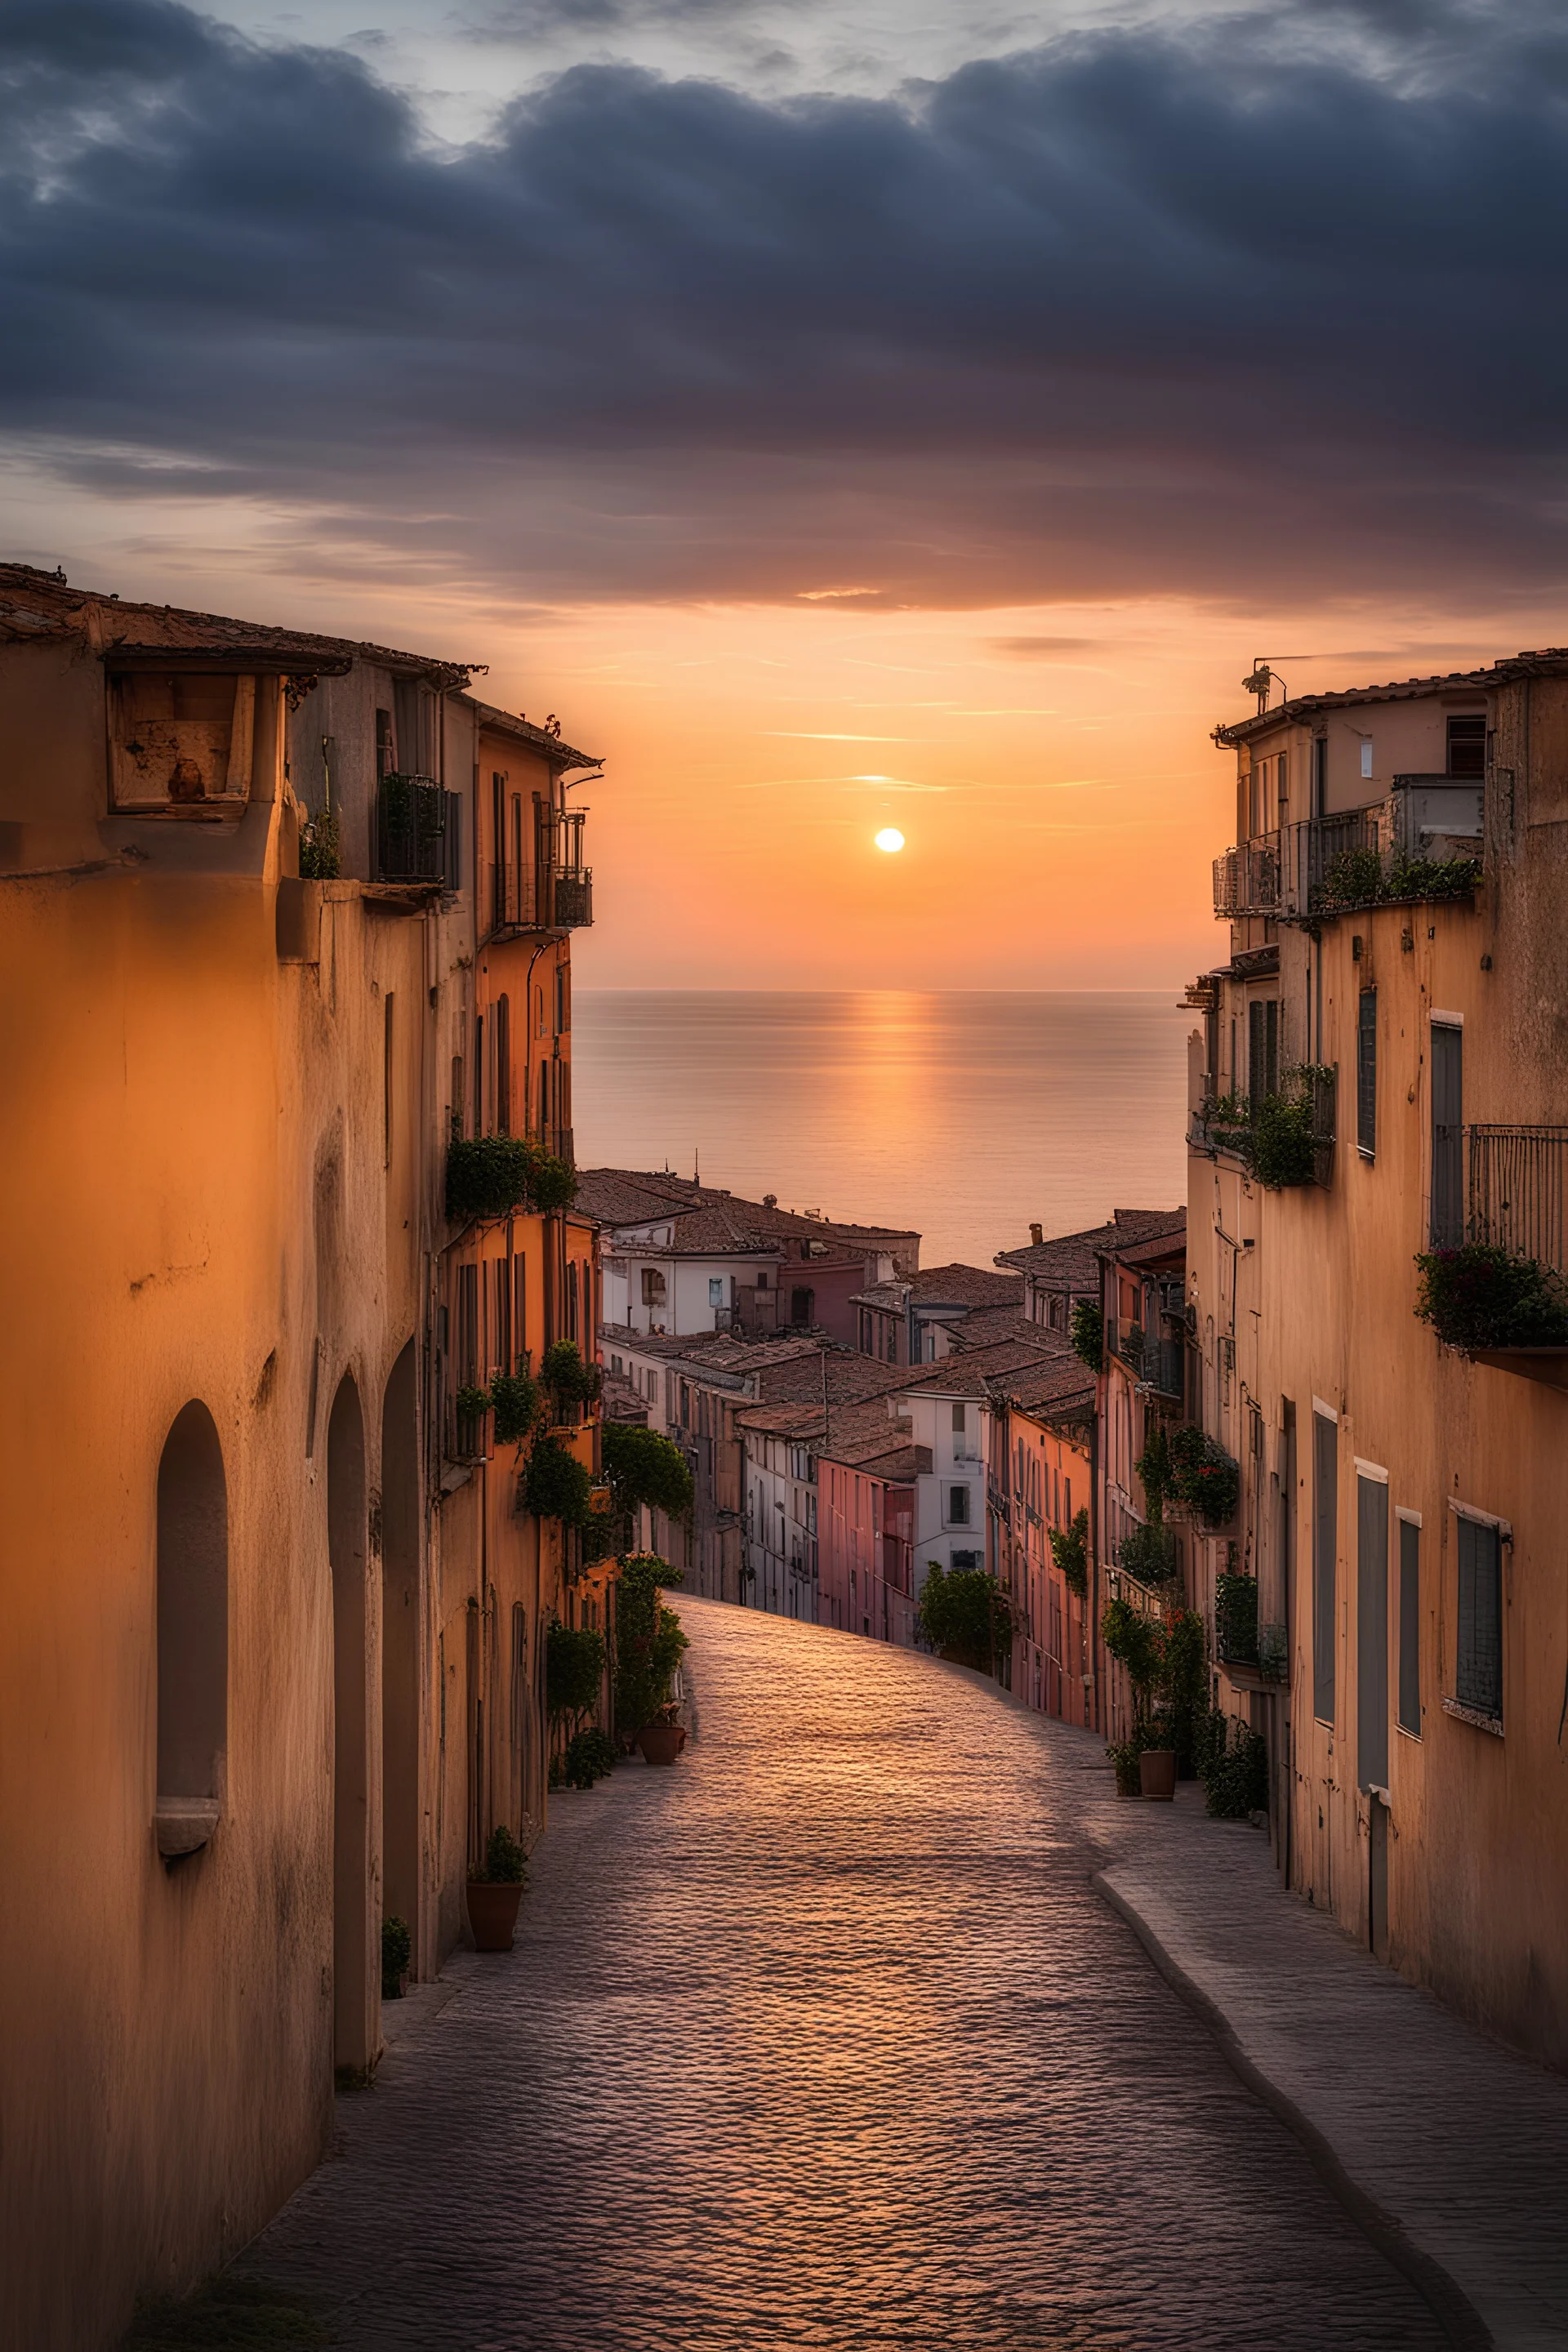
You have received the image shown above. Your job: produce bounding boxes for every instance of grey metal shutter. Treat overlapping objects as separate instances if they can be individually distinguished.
[1397,1519,1421,1735]
[1313,1412,1338,1724]
[1357,989,1377,1156]
[1431,1023,1464,1246]
[1455,1517,1503,1720]
[1356,1475,1389,1789]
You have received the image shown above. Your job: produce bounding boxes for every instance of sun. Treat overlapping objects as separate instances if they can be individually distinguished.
[874,827,906,853]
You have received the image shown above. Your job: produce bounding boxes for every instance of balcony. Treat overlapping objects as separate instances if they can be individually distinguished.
[1190,1066,1336,1189]
[1280,784,1483,920]
[551,871,594,929]
[1469,1125,1568,1270]
[377,773,462,888]
[1107,1319,1185,1397]
[1213,834,1280,918]
[1428,1126,1568,1389]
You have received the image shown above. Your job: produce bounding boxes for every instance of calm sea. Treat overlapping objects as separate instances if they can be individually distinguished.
[572,991,1192,1268]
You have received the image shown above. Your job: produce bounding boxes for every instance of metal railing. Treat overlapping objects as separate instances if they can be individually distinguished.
[1279,791,1483,918]
[552,870,594,929]
[377,773,462,887]
[1468,1126,1568,1272]
[1213,834,1280,918]
[1283,809,1382,914]
[1108,1321,1185,1396]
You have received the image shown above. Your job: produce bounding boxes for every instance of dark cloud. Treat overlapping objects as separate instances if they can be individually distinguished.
[4,0,1568,604]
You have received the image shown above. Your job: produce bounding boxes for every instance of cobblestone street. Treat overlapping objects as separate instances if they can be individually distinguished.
[242,1599,1454,2350]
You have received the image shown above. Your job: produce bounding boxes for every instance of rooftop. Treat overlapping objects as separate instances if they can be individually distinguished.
[1212,648,1568,747]
[996,1208,1184,1285]
[577,1166,919,1255]
[0,561,475,692]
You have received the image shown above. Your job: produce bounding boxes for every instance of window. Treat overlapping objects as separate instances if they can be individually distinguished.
[1397,1517,1421,1735]
[709,1277,725,1307]
[155,1401,229,1850]
[948,1485,971,1526]
[473,1013,484,1136]
[1356,988,1377,1158]
[1312,736,1327,818]
[1248,999,1280,1102]
[514,1254,527,1366]
[1312,1411,1338,1724]
[450,1054,464,1143]
[791,1286,814,1327]
[383,993,395,1168]
[494,1256,511,1374]
[1455,1515,1503,1722]
[1430,1022,1463,1246]
[376,707,395,782]
[641,1267,666,1307]
[457,1263,480,1385]
[951,1549,980,1570]
[495,996,510,1135]
[1356,1472,1389,1791]
[1447,715,1486,779]
[109,669,256,811]
[1361,738,1374,780]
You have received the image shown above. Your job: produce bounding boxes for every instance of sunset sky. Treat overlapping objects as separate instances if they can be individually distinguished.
[5,0,1564,986]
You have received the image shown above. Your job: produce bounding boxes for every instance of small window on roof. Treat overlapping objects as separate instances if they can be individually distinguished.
[1447,716,1486,779]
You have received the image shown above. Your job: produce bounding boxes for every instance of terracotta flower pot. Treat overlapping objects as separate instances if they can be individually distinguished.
[466,1880,524,1951]
[637,1722,683,1767]
[1138,1748,1178,1802]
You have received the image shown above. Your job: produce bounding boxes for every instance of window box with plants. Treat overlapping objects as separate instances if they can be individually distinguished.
[466,1824,528,1952]
[1414,1244,1568,1360]
[1167,1425,1240,1528]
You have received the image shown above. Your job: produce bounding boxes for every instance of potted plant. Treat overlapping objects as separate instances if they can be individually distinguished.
[466,1824,528,1951]
[637,1704,684,1767]
[1102,1597,1177,1798]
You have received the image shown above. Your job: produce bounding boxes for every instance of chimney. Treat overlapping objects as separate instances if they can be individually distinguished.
[1029,1222,1044,1247]
[763,1193,777,1209]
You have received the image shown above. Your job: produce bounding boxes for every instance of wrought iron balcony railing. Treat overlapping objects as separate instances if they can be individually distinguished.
[1213,834,1280,918]
[377,773,463,888]
[551,871,594,929]
[1468,1126,1568,1273]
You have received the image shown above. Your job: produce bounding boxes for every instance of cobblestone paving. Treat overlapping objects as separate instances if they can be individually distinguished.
[242,1601,1450,2350]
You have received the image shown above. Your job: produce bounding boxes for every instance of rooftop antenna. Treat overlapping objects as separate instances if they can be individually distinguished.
[1243,657,1289,714]
[694,1146,700,1186]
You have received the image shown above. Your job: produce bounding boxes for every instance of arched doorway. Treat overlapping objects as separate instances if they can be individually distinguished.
[327,1374,372,2074]
[155,1401,228,1858]
[380,1342,421,1971]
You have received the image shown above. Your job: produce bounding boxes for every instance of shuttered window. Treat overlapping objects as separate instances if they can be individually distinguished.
[1430,1023,1463,1246]
[1397,1519,1421,1735]
[1455,1516,1503,1721]
[1356,1475,1389,1790]
[1312,1412,1338,1724]
[1357,989,1377,1158]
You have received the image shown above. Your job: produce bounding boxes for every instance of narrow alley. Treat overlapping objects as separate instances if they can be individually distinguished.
[234,1600,1465,2350]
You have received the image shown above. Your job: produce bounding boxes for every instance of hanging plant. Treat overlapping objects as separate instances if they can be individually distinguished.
[1070,1299,1104,1373]
[541,1340,602,1414]
[523,1434,593,1526]
[1049,1507,1090,1601]
[446,1135,579,1223]
[490,1366,543,1446]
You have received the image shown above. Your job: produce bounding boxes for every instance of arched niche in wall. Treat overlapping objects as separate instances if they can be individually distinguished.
[155,1401,229,1860]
